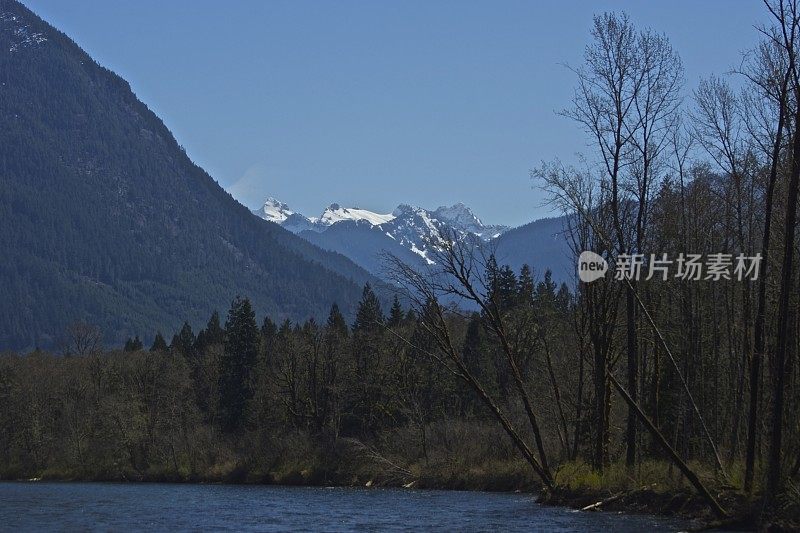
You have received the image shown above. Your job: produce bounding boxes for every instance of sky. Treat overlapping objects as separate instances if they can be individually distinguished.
[26,0,768,227]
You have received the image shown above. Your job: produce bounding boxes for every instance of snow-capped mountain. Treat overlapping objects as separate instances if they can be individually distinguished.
[432,203,507,240]
[252,198,572,286]
[254,199,509,266]
[255,198,318,233]
[317,203,396,226]
[254,197,294,224]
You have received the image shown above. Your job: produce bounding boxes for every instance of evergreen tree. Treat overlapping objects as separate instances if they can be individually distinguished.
[261,316,277,340]
[497,265,519,310]
[170,322,196,358]
[150,332,168,352]
[518,264,535,307]
[387,296,404,327]
[260,315,278,359]
[460,312,497,410]
[123,336,142,352]
[535,270,557,307]
[196,311,224,353]
[326,303,348,337]
[485,256,518,312]
[556,283,572,314]
[353,283,384,333]
[218,296,260,433]
[352,284,386,433]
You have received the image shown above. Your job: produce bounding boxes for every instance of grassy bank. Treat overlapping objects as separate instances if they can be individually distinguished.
[10,451,800,529]
[539,460,800,531]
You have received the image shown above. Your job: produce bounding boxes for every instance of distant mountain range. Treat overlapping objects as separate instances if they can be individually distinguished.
[254,198,574,285]
[0,0,379,350]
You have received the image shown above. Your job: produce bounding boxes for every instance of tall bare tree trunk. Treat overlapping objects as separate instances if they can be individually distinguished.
[746,62,789,493]
[625,285,638,468]
[766,100,800,502]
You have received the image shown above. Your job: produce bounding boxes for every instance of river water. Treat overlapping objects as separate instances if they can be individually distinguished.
[0,482,692,532]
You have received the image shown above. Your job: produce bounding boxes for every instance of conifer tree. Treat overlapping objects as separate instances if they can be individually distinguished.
[260,316,278,358]
[462,314,494,384]
[196,311,224,353]
[387,296,404,327]
[218,296,260,433]
[261,316,277,340]
[170,322,196,358]
[150,332,168,352]
[518,264,535,307]
[352,284,386,432]
[497,265,519,310]
[353,283,384,332]
[326,303,348,337]
[123,337,135,352]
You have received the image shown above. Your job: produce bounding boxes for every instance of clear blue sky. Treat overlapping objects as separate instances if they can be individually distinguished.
[26,0,767,227]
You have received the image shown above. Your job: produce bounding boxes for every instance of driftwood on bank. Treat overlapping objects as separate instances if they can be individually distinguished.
[580,491,626,512]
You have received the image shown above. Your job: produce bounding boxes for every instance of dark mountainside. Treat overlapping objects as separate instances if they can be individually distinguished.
[300,220,432,279]
[0,0,376,350]
[493,216,573,284]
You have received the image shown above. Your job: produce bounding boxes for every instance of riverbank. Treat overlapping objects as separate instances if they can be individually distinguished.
[537,460,800,532]
[9,457,799,530]
[538,485,754,530]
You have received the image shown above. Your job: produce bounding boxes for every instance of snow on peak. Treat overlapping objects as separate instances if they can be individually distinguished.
[433,202,483,228]
[318,204,395,227]
[252,197,510,265]
[431,202,509,239]
[392,203,417,217]
[255,197,294,223]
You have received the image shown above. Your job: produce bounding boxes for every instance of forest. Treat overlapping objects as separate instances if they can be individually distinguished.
[0,279,570,492]
[4,0,800,529]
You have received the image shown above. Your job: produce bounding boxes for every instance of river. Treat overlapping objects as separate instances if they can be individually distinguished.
[0,482,692,531]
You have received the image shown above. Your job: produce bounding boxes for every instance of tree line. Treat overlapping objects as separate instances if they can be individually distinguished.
[0,273,574,491]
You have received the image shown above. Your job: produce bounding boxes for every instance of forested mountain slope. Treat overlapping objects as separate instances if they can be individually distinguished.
[0,0,374,350]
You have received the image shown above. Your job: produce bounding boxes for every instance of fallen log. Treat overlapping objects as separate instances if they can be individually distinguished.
[607,373,728,520]
[580,491,626,512]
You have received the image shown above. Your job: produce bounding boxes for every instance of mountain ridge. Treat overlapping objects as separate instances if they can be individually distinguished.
[0,0,378,350]
[253,197,572,284]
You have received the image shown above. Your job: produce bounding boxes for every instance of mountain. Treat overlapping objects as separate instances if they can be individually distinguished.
[254,198,573,285]
[300,220,430,279]
[254,199,510,272]
[430,203,507,240]
[0,0,378,350]
[493,216,574,283]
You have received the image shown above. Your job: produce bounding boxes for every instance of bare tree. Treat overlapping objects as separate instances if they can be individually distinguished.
[762,0,800,505]
[737,26,794,493]
[63,321,103,357]
[537,160,620,470]
[385,234,555,489]
[562,12,683,468]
